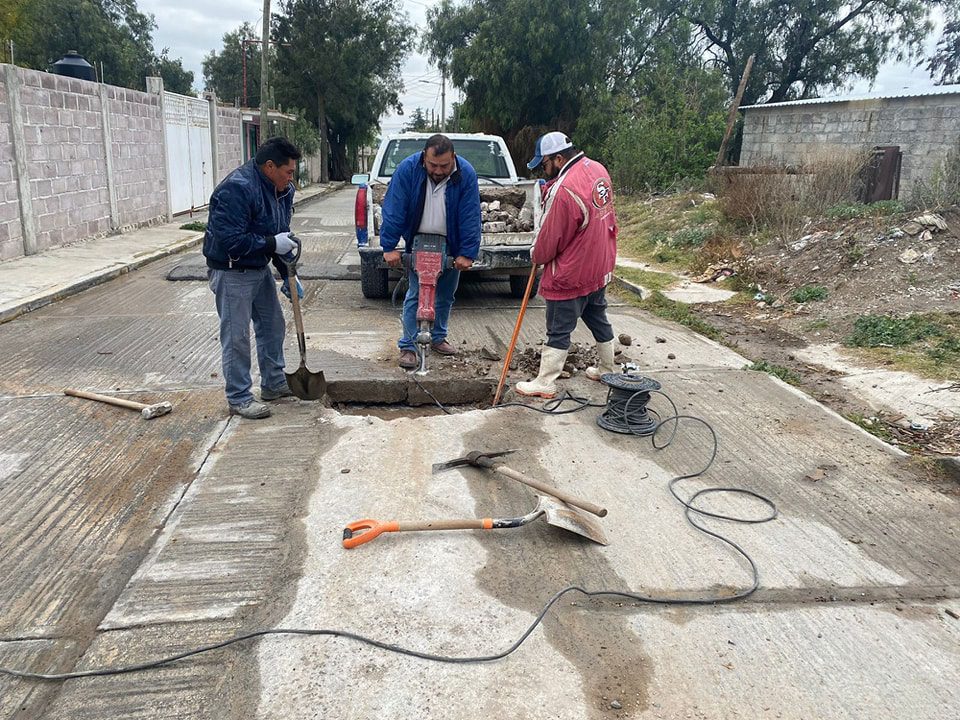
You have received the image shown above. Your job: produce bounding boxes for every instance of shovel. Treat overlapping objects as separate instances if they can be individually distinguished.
[342,494,608,549]
[432,450,608,518]
[281,238,326,400]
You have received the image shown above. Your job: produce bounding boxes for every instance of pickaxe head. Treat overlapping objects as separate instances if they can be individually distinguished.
[431,449,517,474]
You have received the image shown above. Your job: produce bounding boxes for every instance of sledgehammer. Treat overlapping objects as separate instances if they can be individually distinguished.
[64,388,173,419]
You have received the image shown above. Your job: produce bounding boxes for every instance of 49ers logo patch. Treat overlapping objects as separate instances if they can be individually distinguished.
[592,179,612,209]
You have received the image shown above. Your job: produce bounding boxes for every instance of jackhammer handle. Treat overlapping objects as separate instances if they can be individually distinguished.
[64,388,148,411]
[483,461,608,518]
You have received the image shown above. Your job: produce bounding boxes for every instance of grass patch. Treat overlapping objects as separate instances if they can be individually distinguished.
[845,413,896,444]
[806,319,830,331]
[615,266,676,292]
[846,312,960,380]
[620,289,721,341]
[180,221,207,231]
[745,360,801,385]
[791,285,828,303]
[825,200,905,220]
[616,193,725,269]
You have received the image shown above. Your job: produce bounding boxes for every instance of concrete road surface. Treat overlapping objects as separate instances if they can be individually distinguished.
[0,189,957,719]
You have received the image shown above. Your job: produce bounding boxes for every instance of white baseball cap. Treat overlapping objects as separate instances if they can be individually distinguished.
[527,131,573,170]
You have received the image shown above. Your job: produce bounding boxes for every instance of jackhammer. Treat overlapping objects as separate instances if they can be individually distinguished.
[410,234,447,376]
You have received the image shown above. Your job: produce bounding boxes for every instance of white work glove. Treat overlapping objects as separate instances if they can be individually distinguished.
[273,232,297,256]
[528,243,536,259]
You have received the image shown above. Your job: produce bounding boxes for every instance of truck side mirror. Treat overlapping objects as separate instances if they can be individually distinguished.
[351,173,370,185]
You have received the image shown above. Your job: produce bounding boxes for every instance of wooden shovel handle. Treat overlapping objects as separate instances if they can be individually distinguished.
[64,388,147,411]
[488,463,608,518]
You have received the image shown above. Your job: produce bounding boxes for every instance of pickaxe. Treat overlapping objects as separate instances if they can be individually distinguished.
[432,449,608,518]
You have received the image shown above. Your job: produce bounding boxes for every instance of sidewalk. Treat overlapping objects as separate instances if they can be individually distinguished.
[0,182,342,324]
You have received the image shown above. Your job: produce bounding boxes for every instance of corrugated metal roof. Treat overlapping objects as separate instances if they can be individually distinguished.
[742,84,960,110]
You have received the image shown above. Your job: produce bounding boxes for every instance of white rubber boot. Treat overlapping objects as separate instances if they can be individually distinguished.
[516,346,568,399]
[586,340,617,381]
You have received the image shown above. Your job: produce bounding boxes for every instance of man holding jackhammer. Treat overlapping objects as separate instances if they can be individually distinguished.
[380,134,482,369]
[204,137,304,419]
[516,132,619,399]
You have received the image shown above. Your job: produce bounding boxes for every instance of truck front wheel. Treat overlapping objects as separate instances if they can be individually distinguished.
[361,265,390,299]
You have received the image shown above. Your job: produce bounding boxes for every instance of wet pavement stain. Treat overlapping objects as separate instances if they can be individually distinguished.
[463,412,651,718]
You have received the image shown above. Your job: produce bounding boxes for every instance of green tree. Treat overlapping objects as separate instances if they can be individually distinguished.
[156,51,194,95]
[682,0,939,104]
[9,0,193,93]
[202,22,268,106]
[402,107,430,132]
[422,0,685,166]
[928,2,960,84]
[273,0,413,181]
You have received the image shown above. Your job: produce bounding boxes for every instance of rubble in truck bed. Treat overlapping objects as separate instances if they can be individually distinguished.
[370,185,534,234]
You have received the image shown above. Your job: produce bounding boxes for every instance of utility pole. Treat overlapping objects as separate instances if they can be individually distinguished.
[440,68,446,133]
[259,0,271,142]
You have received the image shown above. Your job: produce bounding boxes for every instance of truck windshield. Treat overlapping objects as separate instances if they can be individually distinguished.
[378,138,511,179]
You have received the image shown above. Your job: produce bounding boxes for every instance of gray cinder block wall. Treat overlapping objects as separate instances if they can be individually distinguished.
[106,85,166,228]
[740,91,960,198]
[0,70,22,260]
[0,64,246,262]
[216,105,243,184]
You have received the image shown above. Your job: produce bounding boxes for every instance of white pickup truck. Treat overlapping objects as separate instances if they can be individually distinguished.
[351,132,540,298]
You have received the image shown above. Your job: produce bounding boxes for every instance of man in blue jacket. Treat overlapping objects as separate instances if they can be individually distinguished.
[380,134,481,368]
[204,137,302,419]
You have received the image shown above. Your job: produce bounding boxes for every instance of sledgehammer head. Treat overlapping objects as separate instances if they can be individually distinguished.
[140,402,173,419]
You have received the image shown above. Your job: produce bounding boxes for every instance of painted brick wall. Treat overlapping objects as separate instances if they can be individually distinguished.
[0,71,23,261]
[19,69,112,251]
[741,94,960,197]
[107,85,166,227]
[216,105,243,183]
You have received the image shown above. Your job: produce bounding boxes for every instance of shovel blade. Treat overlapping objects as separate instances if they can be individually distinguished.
[285,366,327,401]
[538,496,609,546]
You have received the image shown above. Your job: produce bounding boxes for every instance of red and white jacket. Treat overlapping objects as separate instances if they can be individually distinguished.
[531,153,618,301]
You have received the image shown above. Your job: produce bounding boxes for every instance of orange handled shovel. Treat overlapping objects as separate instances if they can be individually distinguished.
[342,496,607,549]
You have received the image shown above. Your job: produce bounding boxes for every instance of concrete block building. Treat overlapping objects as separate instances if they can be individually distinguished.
[740,85,960,198]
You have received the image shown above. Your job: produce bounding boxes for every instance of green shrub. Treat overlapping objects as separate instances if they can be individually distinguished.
[791,285,828,303]
[848,315,942,347]
[670,227,713,247]
[180,221,206,231]
[746,360,800,385]
[825,200,905,220]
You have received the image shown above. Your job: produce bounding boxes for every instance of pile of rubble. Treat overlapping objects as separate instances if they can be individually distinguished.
[480,188,534,233]
[369,185,534,234]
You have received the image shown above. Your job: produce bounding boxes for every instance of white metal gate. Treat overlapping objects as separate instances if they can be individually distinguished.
[163,91,214,213]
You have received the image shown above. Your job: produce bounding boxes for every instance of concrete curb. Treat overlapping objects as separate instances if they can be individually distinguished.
[612,274,648,300]
[0,182,345,325]
[0,234,204,325]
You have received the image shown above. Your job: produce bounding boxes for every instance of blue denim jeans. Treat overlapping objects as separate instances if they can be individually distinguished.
[208,267,287,406]
[398,250,461,351]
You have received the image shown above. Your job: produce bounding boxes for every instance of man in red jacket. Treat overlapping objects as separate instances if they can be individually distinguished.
[517,132,619,398]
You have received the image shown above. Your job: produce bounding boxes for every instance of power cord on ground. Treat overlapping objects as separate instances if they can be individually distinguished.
[0,375,777,682]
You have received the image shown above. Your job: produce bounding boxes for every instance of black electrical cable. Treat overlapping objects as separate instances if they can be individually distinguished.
[410,374,453,415]
[495,390,606,415]
[0,377,777,682]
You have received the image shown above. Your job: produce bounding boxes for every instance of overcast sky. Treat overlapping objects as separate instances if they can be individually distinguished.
[141,0,942,135]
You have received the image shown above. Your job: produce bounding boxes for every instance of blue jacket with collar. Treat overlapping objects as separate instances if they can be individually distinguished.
[379,152,482,259]
[203,159,294,278]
